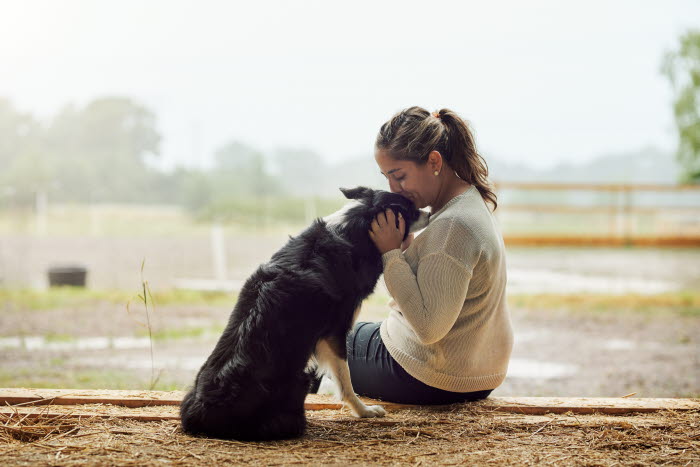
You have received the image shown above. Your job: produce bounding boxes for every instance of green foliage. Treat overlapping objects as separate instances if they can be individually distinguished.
[507,291,700,316]
[47,97,162,202]
[208,140,282,200]
[0,287,235,311]
[0,96,362,216]
[0,99,49,204]
[0,97,164,205]
[274,147,325,196]
[137,324,226,341]
[0,367,183,391]
[663,30,700,182]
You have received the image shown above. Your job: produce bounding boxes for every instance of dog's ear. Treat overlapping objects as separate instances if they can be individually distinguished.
[339,186,373,200]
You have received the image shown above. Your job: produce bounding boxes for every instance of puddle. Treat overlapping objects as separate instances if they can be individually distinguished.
[76,353,577,382]
[507,268,677,294]
[603,339,637,350]
[1,334,579,383]
[514,330,547,344]
[507,358,577,380]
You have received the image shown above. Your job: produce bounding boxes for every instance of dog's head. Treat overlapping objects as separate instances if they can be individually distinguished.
[325,186,429,240]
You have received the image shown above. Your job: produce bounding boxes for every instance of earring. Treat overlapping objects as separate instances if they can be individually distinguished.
[434,171,439,176]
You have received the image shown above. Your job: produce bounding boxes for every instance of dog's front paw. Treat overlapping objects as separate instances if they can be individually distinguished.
[352,404,386,418]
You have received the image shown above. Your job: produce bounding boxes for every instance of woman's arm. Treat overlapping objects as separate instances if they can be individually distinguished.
[381,249,473,345]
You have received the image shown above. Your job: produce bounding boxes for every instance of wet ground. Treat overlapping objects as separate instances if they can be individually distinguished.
[1,293,698,398]
[1,231,698,397]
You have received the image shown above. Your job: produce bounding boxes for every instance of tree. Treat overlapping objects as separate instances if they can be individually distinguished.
[46,97,162,201]
[273,147,326,196]
[662,30,700,183]
[212,141,279,197]
[0,99,53,205]
[0,99,40,168]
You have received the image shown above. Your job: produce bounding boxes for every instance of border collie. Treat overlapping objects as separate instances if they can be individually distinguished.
[180,186,429,440]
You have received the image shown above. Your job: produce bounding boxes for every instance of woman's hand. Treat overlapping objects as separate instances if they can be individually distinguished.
[369,209,406,255]
[401,233,414,252]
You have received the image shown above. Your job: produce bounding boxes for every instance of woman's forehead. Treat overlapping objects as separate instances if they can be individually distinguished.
[375,150,415,173]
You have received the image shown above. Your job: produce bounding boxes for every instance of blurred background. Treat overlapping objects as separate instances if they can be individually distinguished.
[0,0,698,398]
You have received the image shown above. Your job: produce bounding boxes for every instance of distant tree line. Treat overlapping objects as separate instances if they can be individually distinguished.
[1,97,165,205]
[0,97,382,218]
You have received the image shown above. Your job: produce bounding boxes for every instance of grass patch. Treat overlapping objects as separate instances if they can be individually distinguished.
[0,367,184,392]
[363,290,700,317]
[0,287,236,311]
[137,324,226,341]
[507,290,700,316]
[1,288,698,317]
[44,333,75,343]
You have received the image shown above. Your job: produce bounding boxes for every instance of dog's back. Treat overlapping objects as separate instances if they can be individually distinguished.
[180,221,358,440]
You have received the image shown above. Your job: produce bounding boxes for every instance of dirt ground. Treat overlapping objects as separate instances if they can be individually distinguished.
[0,402,698,466]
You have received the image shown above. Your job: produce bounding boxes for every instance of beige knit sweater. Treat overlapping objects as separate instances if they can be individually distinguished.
[379,184,513,393]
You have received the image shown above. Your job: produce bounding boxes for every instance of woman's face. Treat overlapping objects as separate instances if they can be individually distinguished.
[374,149,438,209]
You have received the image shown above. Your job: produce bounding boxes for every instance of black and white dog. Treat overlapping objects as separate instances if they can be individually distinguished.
[180,186,429,441]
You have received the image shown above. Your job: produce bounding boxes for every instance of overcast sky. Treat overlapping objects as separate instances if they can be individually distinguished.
[1,0,698,170]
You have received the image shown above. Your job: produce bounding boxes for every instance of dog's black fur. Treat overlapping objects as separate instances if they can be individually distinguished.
[180,187,426,441]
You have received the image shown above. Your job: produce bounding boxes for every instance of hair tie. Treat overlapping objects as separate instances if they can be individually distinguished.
[432,112,440,119]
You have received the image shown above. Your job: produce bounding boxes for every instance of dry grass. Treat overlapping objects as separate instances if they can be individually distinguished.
[0,407,84,444]
[0,403,697,466]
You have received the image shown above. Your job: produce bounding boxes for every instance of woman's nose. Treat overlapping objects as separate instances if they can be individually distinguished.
[388,179,401,193]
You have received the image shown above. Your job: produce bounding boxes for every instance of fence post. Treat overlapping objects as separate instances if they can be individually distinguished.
[623,187,632,244]
[211,223,227,281]
[35,190,48,236]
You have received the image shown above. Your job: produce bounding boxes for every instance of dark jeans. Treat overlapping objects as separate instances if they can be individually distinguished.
[311,321,492,405]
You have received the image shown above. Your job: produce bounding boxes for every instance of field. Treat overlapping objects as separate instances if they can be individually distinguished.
[1,203,699,397]
[0,202,698,397]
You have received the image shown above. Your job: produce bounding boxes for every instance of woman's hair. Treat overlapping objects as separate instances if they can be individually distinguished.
[375,106,497,210]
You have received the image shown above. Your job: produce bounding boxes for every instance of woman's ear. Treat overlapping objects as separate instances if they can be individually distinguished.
[428,150,443,173]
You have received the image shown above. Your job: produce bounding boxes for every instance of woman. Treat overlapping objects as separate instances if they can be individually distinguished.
[346,106,513,405]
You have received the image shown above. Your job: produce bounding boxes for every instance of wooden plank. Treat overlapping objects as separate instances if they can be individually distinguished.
[0,407,180,422]
[479,396,700,415]
[0,388,184,408]
[1,389,698,416]
[0,389,406,412]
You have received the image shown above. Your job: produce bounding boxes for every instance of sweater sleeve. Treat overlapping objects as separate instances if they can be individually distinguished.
[381,248,474,345]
